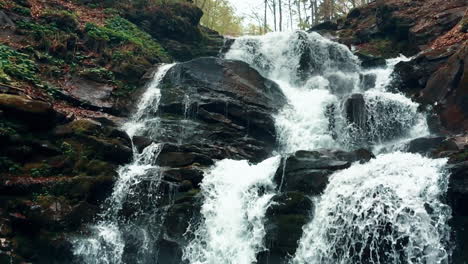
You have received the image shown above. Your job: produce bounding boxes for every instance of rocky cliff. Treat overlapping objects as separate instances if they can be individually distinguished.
[0,0,467,263]
[0,0,225,262]
[311,1,468,263]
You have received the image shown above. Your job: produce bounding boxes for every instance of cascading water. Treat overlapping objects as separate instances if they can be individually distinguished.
[73,64,175,264]
[74,30,451,264]
[221,31,450,264]
[292,152,451,264]
[225,31,429,153]
[183,157,280,264]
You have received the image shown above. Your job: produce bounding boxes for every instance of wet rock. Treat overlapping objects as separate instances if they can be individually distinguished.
[274,149,373,195]
[309,21,338,31]
[157,190,201,264]
[407,136,459,157]
[260,191,314,262]
[447,160,468,263]
[423,44,468,132]
[356,52,386,68]
[359,73,377,90]
[157,144,214,167]
[64,76,114,110]
[0,94,56,128]
[132,135,153,152]
[0,10,15,28]
[163,167,204,187]
[344,93,366,130]
[158,57,286,162]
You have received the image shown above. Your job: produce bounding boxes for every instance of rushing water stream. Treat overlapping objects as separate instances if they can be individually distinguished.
[73,31,451,264]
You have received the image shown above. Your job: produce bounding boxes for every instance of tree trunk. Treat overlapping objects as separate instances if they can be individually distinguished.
[264,0,268,33]
[314,0,318,24]
[310,0,314,25]
[288,0,293,29]
[279,0,283,31]
[296,0,302,28]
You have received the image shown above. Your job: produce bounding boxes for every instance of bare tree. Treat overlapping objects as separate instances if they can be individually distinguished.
[264,0,268,33]
[279,0,283,31]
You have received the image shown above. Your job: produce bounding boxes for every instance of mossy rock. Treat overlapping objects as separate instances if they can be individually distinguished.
[264,214,309,254]
[267,192,313,216]
[0,94,53,115]
[40,10,79,32]
[54,119,102,136]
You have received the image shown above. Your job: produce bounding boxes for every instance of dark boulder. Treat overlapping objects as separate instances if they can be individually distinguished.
[359,73,377,90]
[356,52,387,68]
[407,136,459,157]
[309,21,338,31]
[344,93,366,131]
[157,57,286,162]
[260,191,313,263]
[0,94,56,129]
[423,43,468,132]
[447,160,468,264]
[274,149,374,195]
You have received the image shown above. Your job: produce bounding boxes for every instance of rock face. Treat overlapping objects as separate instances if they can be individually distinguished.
[312,0,467,57]
[392,41,467,133]
[314,0,467,134]
[0,95,132,262]
[258,149,374,263]
[156,57,286,162]
[126,3,224,61]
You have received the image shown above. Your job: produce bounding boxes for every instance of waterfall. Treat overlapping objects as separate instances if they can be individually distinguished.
[225,31,428,153]
[74,30,452,264]
[183,157,280,264]
[222,31,449,264]
[292,152,451,264]
[73,64,175,264]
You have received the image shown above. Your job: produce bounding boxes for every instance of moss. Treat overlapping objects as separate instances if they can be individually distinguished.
[358,38,399,58]
[0,44,40,85]
[60,142,75,157]
[0,156,22,174]
[79,67,115,83]
[12,6,31,16]
[40,9,79,32]
[0,119,17,136]
[451,150,468,163]
[85,16,170,62]
[30,164,52,177]
[16,20,78,57]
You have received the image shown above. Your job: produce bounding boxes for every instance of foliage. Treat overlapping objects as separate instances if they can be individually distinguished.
[16,20,78,56]
[12,6,31,16]
[0,120,17,136]
[0,44,39,85]
[40,9,79,32]
[0,157,21,174]
[358,38,397,58]
[30,165,52,177]
[85,16,169,61]
[195,0,243,36]
[61,142,76,157]
[79,67,115,83]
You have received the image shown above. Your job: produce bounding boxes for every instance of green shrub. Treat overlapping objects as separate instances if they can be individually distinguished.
[12,6,31,16]
[0,44,39,84]
[40,9,79,32]
[85,16,169,62]
[30,165,52,177]
[79,67,115,82]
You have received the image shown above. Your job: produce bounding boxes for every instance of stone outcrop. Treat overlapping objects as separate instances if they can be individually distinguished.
[0,94,132,262]
[312,0,467,57]
[156,57,286,163]
[258,149,374,263]
[126,3,224,61]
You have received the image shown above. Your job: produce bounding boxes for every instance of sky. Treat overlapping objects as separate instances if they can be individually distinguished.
[227,0,265,25]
